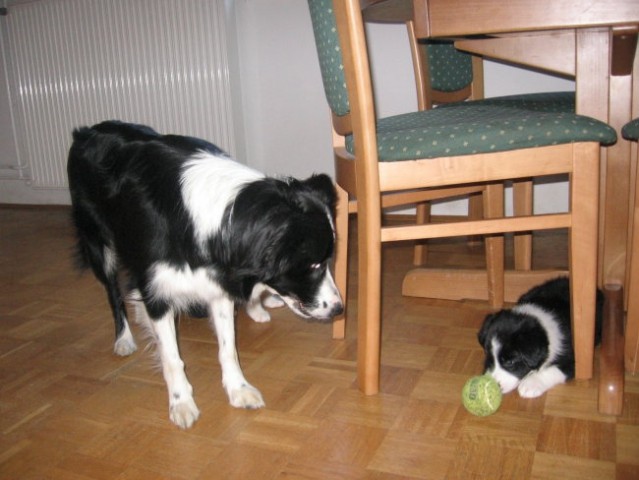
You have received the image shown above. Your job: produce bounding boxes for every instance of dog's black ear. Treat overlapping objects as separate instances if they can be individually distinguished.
[477,313,497,349]
[519,342,547,370]
[302,174,337,211]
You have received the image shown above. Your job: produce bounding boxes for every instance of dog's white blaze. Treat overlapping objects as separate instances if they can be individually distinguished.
[180,152,264,246]
[270,268,342,320]
[513,303,564,366]
[314,269,342,316]
[488,338,521,394]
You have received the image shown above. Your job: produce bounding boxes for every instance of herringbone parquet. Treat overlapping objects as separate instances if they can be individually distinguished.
[1,206,638,479]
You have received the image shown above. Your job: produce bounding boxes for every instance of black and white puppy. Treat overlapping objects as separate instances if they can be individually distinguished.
[478,277,602,398]
[67,121,343,428]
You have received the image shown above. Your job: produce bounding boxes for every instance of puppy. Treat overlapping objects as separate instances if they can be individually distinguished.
[477,277,602,398]
[67,121,343,428]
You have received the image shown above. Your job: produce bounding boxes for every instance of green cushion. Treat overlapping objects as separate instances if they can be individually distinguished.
[622,118,639,141]
[307,0,615,162]
[308,0,350,117]
[345,102,617,161]
[426,41,473,92]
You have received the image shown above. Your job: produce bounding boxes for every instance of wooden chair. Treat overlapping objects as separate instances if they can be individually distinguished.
[407,31,577,270]
[308,0,617,395]
[623,118,639,374]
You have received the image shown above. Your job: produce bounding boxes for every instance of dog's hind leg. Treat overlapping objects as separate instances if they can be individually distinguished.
[72,207,137,355]
[98,246,137,356]
[142,308,200,429]
[211,294,265,409]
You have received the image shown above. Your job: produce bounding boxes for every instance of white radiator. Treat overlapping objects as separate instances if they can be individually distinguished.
[4,0,236,189]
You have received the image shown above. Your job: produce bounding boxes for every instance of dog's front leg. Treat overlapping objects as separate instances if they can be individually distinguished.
[210,295,265,409]
[149,311,200,428]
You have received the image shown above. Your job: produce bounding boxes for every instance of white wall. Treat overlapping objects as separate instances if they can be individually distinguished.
[0,0,575,212]
[235,1,575,215]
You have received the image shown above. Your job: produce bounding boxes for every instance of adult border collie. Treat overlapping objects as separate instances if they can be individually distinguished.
[478,277,602,398]
[67,121,343,428]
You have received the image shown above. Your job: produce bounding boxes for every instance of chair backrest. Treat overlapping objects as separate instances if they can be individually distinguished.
[308,0,352,135]
[425,41,474,92]
[309,0,386,222]
[406,20,482,109]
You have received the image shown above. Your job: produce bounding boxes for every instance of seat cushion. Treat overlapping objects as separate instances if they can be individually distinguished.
[345,96,616,162]
[622,118,639,141]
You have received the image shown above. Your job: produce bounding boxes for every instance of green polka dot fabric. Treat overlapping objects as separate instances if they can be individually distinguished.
[345,104,616,161]
[308,0,350,117]
[426,41,474,92]
[307,0,617,162]
[622,118,639,141]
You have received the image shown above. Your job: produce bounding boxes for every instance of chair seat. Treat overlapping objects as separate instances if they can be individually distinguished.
[622,118,639,141]
[345,94,615,162]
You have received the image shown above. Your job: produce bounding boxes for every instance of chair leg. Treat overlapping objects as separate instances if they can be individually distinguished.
[483,183,505,308]
[333,184,349,340]
[513,179,533,270]
[413,202,431,265]
[569,143,600,380]
[357,199,383,395]
[625,163,639,373]
[467,192,484,246]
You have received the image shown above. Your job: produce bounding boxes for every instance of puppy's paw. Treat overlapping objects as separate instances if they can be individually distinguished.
[518,375,549,398]
[169,397,200,429]
[228,384,266,409]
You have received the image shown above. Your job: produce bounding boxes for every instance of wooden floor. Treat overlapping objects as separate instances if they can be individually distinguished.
[1,206,638,480]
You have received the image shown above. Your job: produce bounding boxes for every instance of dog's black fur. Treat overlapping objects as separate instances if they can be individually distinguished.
[67,121,343,427]
[478,277,602,397]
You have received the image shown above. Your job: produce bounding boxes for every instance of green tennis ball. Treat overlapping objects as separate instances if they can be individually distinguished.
[462,375,502,416]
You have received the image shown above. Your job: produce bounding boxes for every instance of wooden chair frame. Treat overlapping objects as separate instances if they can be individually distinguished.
[331,0,600,395]
[406,20,534,269]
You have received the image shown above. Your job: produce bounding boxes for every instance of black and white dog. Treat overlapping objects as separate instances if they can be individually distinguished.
[478,277,602,398]
[67,121,343,428]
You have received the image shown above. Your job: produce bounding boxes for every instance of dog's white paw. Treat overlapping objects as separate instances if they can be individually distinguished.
[246,303,272,323]
[518,376,549,398]
[113,331,137,356]
[228,384,266,409]
[262,294,284,309]
[169,397,200,429]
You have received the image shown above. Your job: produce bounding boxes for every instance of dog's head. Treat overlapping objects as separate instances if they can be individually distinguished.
[225,174,343,321]
[477,309,549,393]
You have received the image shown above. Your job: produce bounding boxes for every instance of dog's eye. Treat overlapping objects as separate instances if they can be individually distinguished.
[501,357,518,369]
[310,263,322,270]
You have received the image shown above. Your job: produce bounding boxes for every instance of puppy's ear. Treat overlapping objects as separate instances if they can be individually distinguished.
[477,313,497,349]
[303,174,337,211]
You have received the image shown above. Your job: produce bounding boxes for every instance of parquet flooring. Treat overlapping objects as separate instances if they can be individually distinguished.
[1,206,638,479]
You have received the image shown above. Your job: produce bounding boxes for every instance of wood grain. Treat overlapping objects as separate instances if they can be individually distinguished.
[1,206,638,479]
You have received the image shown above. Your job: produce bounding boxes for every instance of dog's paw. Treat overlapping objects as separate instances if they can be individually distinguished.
[246,303,272,323]
[169,397,200,429]
[518,376,549,398]
[262,294,284,309]
[113,331,137,356]
[228,384,266,409]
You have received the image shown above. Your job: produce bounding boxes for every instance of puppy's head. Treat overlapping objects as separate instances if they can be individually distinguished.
[478,309,549,393]
[228,174,343,321]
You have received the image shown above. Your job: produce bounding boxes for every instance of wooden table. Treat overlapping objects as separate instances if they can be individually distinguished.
[362,0,639,412]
